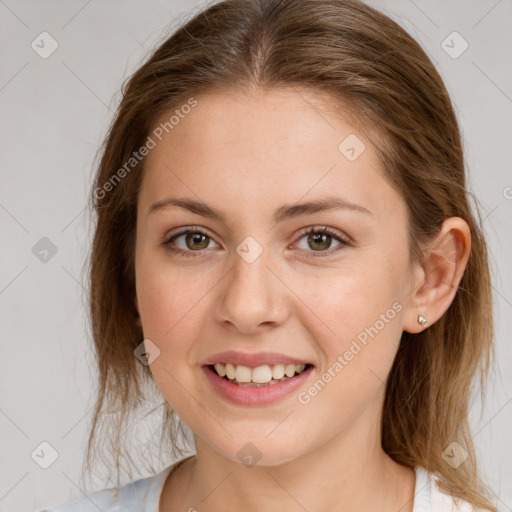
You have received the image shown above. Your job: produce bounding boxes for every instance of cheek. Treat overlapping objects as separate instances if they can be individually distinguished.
[134,255,217,402]
[135,251,211,336]
[135,256,205,414]
[293,276,403,427]
[293,258,405,379]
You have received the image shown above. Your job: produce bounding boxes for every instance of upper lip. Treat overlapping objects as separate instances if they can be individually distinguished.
[201,350,313,368]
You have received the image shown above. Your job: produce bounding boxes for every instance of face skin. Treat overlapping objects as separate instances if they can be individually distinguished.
[134,87,471,512]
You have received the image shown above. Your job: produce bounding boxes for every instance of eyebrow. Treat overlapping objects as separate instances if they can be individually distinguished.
[148,195,372,223]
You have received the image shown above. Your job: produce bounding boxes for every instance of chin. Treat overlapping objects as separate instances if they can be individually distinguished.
[210,436,306,468]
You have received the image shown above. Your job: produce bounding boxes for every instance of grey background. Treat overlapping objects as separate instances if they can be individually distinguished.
[0,1,511,511]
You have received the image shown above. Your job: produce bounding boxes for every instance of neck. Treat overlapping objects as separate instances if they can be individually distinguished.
[160,402,416,512]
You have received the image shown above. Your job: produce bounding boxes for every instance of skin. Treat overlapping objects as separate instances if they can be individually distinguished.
[133,87,471,512]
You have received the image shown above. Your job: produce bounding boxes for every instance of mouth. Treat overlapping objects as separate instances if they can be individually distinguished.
[206,362,314,387]
[201,351,316,405]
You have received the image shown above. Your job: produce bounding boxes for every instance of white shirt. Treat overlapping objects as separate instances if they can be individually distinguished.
[38,455,483,511]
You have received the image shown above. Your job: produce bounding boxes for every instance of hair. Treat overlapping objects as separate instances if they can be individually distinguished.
[82,0,496,508]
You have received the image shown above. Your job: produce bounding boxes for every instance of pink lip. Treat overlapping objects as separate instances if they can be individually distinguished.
[202,365,314,406]
[201,350,313,368]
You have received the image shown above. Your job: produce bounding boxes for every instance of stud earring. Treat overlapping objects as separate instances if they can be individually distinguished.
[417,314,428,327]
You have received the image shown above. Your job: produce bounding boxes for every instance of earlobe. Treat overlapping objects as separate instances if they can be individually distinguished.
[402,262,429,334]
[402,217,471,334]
[417,314,428,327]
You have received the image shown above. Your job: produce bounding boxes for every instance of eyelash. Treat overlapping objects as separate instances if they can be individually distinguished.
[161,225,352,260]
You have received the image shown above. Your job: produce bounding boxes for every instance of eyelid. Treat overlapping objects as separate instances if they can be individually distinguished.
[161,224,352,258]
[163,225,216,241]
[293,225,352,246]
[162,225,219,251]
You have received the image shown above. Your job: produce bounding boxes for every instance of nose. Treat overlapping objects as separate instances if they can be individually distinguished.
[214,244,289,333]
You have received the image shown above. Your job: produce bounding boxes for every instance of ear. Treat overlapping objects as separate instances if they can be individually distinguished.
[134,295,142,327]
[402,217,471,334]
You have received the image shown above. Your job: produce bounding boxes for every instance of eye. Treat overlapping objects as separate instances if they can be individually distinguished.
[161,225,352,259]
[161,226,220,257]
[293,226,351,259]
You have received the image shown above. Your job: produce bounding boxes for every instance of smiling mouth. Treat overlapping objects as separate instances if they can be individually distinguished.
[208,362,313,387]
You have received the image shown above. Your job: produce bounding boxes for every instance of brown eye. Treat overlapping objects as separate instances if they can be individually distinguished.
[182,232,210,250]
[306,232,335,251]
[294,226,351,259]
[162,227,220,257]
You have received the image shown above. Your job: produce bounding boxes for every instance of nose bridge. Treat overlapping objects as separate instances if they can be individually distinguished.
[231,237,274,304]
[217,235,287,330]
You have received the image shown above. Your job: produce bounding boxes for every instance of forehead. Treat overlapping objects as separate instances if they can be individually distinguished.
[147,87,364,164]
[139,88,403,223]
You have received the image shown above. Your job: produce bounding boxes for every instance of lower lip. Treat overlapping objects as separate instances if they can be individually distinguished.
[202,365,314,406]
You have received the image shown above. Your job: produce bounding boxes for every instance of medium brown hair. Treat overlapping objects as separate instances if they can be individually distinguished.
[83,0,496,508]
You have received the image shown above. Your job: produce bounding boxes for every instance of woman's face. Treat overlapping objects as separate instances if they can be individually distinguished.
[134,88,418,465]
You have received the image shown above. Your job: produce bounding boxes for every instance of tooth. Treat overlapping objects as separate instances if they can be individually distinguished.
[285,364,296,378]
[272,364,285,380]
[234,365,252,383]
[225,363,236,380]
[252,365,273,383]
[217,362,308,382]
[214,363,226,377]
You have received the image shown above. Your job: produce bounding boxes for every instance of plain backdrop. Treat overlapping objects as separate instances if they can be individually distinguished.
[0,1,511,511]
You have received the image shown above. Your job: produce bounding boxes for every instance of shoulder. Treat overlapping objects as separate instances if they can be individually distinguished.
[414,466,491,511]
[431,474,488,512]
[36,463,176,512]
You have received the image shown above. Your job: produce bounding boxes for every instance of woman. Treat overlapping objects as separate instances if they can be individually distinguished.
[40,0,497,510]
